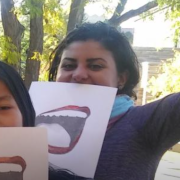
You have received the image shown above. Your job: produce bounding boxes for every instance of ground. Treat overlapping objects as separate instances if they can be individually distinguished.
[155,151,180,180]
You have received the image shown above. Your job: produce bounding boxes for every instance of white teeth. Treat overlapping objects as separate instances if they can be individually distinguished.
[0,164,22,172]
[37,123,71,147]
[40,110,86,118]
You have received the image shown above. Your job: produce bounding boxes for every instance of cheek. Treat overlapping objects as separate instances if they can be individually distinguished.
[14,109,23,127]
[92,73,119,87]
[56,71,71,82]
[0,109,23,127]
[12,102,23,127]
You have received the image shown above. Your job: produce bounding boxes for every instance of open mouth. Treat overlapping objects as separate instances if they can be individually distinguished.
[35,105,91,154]
[0,156,26,180]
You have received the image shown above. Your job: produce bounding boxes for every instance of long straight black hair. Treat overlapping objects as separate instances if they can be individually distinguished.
[0,61,35,126]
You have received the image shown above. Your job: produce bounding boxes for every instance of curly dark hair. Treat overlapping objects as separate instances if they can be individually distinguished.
[49,21,140,99]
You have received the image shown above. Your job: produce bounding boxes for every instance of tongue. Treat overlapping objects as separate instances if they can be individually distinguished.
[0,164,22,172]
[37,123,71,147]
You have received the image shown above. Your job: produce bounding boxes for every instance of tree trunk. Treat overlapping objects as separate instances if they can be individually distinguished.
[67,0,85,34]
[108,0,158,28]
[108,0,128,26]
[0,0,24,72]
[24,0,44,89]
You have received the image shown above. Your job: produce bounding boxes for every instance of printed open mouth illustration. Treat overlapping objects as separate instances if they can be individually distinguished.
[35,105,91,154]
[0,156,26,180]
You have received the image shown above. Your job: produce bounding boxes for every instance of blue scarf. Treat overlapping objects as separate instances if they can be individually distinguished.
[110,95,134,119]
[108,95,134,130]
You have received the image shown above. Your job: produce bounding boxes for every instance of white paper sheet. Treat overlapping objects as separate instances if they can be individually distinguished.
[0,128,48,180]
[29,82,117,178]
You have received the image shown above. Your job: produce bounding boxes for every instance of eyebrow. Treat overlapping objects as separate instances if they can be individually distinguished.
[0,95,12,101]
[87,58,106,63]
[62,57,106,63]
[61,58,76,62]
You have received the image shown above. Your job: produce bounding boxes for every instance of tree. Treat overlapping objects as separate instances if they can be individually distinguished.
[148,51,180,100]
[39,0,67,80]
[67,0,159,31]
[24,0,44,89]
[157,0,180,46]
[0,0,179,87]
[67,0,85,33]
[108,0,158,27]
[0,0,25,72]
[0,0,67,86]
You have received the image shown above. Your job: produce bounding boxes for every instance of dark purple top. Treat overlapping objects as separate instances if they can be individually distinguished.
[94,93,180,180]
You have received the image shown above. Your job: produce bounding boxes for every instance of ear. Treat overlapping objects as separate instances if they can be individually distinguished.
[118,70,129,88]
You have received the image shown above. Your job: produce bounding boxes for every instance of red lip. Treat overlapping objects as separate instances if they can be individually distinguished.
[40,105,90,118]
[0,156,26,172]
[38,105,91,154]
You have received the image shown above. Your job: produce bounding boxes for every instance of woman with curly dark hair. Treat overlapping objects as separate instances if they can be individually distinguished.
[48,22,180,180]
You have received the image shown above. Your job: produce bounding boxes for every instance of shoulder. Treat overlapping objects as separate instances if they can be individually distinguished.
[132,93,180,114]
[126,93,180,129]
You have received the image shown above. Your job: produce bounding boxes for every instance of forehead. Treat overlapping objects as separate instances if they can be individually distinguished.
[61,40,113,59]
[0,80,11,96]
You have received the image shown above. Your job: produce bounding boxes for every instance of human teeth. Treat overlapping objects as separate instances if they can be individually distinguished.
[0,164,21,172]
[37,123,70,147]
[40,110,86,118]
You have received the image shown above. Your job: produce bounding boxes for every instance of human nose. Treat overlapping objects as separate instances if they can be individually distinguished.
[72,66,88,83]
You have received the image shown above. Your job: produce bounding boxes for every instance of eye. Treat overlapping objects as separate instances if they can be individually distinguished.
[61,63,76,71]
[89,64,104,71]
[0,106,11,110]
